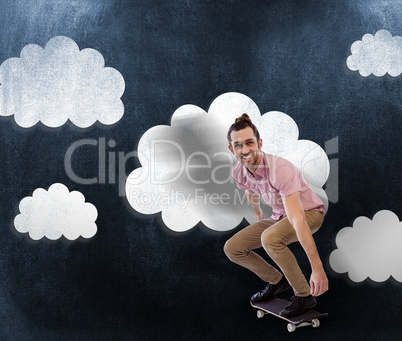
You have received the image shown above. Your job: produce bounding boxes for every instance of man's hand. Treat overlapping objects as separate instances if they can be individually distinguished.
[310,268,329,296]
[255,207,265,221]
[283,192,328,297]
[245,190,265,221]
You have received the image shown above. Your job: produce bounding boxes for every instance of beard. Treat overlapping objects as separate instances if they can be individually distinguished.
[240,150,261,169]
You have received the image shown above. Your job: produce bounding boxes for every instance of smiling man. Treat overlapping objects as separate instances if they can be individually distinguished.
[224,113,328,317]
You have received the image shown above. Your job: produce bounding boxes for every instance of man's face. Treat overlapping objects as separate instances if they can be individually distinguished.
[228,127,262,170]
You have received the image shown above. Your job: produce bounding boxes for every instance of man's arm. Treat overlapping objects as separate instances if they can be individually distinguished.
[282,192,328,297]
[245,190,265,221]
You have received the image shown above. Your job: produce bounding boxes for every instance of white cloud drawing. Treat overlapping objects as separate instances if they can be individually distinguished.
[0,36,125,128]
[329,210,402,282]
[125,92,329,232]
[14,183,98,240]
[346,29,402,77]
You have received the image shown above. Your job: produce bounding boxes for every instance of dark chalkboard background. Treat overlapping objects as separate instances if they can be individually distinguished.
[0,0,401,339]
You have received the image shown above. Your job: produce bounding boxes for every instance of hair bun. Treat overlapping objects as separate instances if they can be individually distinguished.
[235,113,252,123]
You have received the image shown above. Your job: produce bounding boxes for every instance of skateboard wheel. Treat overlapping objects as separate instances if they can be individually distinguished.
[312,318,320,328]
[257,310,265,318]
[287,323,296,333]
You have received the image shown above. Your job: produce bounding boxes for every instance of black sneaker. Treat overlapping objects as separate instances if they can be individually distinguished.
[279,295,317,318]
[250,276,291,303]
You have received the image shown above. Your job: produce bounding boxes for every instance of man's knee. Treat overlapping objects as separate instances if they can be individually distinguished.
[224,237,245,261]
[223,238,235,259]
[261,229,282,254]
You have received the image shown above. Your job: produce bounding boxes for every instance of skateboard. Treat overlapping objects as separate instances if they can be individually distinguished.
[250,297,328,333]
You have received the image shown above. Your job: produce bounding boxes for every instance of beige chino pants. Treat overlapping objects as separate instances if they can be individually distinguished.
[224,209,324,297]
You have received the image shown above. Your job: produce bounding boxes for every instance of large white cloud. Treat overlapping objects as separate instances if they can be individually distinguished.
[329,210,402,282]
[14,183,98,240]
[125,92,329,232]
[0,36,125,128]
[346,29,402,77]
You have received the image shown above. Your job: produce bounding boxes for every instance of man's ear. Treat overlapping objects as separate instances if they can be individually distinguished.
[258,138,263,150]
[228,144,234,154]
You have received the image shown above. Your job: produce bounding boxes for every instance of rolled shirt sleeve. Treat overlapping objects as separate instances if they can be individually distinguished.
[275,163,303,197]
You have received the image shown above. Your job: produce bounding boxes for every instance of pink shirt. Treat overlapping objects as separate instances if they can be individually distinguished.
[232,151,326,220]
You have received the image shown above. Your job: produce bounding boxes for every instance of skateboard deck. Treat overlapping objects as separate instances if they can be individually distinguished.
[250,297,328,332]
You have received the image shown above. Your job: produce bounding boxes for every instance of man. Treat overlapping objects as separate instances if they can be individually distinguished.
[224,113,328,318]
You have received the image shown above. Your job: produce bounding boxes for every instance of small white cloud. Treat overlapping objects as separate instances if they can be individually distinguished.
[125,92,329,232]
[0,36,125,128]
[346,29,402,77]
[14,183,98,240]
[329,210,402,282]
